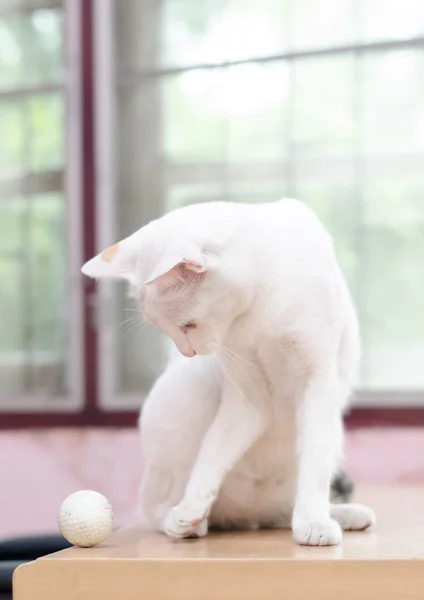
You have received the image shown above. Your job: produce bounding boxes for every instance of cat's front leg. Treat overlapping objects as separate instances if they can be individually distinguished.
[292,368,344,546]
[164,381,267,539]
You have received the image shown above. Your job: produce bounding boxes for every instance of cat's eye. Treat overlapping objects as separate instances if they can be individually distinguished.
[181,322,196,330]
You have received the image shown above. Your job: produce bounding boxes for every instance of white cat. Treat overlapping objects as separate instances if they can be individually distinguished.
[82,199,375,546]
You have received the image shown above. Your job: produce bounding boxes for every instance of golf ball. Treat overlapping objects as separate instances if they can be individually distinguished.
[58,490,114,547]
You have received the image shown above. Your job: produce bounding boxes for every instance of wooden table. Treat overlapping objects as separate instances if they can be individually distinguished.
[14,487,424,599]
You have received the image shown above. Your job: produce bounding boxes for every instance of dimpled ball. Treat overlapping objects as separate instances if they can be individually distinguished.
[58,490,114,547]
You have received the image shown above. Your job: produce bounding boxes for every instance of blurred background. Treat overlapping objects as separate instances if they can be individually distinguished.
[1,0,424,538]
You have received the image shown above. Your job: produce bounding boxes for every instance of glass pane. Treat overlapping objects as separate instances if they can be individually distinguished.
[0,255,27,395]
[30,194,67,355]
[166,182,223,212]
[0,94,64,180]
[164,61,290,164]
[164,69,227,163]
[227,179,288,204]
[163,0,288,65]
[226,62,290,161]
[29,93,64,172]
[0,198,25,253]
[0,8,63,87]
[292,56,356,157]
[0,194,68,397]
[0,254,25,353]
[0,16,25,87]
[0,100,25,178]
[361,167,424,389]
[361,49,424,154]
[161,0,227,66]
[288,0,356,50]
[360,0,424,42]
[116,0,289,71]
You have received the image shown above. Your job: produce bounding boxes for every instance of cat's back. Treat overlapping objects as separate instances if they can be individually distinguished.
[246,198,331,248]
[237,199,336,284]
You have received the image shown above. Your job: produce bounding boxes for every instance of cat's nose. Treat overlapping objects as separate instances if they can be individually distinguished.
[178,345,196,358]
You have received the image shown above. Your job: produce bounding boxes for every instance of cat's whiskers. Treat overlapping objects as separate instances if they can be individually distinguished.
[212,344,252,386]
[117,313,148,339]
[124,320,144,339]
[210,354,224,386]
[214,353,250,403]
[212,347,252,403]
[119,316,140,327]
[215,343,261,370]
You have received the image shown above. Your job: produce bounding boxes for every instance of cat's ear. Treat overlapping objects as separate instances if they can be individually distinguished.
[81,232,141,284]
[144,248,207,286]
[145,237,222,286]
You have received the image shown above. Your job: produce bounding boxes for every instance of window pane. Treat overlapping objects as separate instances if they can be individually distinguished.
[360,0,424,43]
[361,49,424,154]
[293,56,356,157]
[0,2,69,406]
[288,0,356,50]
[0,194,68,397]
[226,62,290,161]
[163,0,288,65]
[361,167,424,389]
[29,93,64,172]
[166,182,223,212]
[226,179,288,204]
[116,0,289,71]
[0,8,63,87]
[161,0,227,66]
[164,70,227,163]
[0,100,25,178]
[0,254,25,354]
[0,94,64,179]
[164,62,290,163]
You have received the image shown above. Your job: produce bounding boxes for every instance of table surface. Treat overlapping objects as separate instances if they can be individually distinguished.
[14,486,424,600]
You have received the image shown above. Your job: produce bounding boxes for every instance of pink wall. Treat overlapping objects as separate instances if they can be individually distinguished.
[2,427,424,539]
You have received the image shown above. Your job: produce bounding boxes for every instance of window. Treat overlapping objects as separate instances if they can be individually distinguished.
[97,0,424,409]
[2,0,423,426]
[0,0,83,414]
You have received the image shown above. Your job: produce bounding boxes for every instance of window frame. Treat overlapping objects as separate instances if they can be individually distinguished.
[2,0,423,429]
[0,0,139,427]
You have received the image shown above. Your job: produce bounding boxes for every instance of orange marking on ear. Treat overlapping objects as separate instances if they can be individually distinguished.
[101,243,119,263]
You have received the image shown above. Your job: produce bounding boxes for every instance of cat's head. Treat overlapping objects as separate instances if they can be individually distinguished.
[81,206,252,357]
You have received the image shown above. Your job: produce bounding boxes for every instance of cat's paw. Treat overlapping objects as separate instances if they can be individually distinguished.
[292,517,342,546]
[331,503,376,531]
[164,498,210,540]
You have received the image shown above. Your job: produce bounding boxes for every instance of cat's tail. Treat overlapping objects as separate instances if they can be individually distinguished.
[330,471,354,504]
